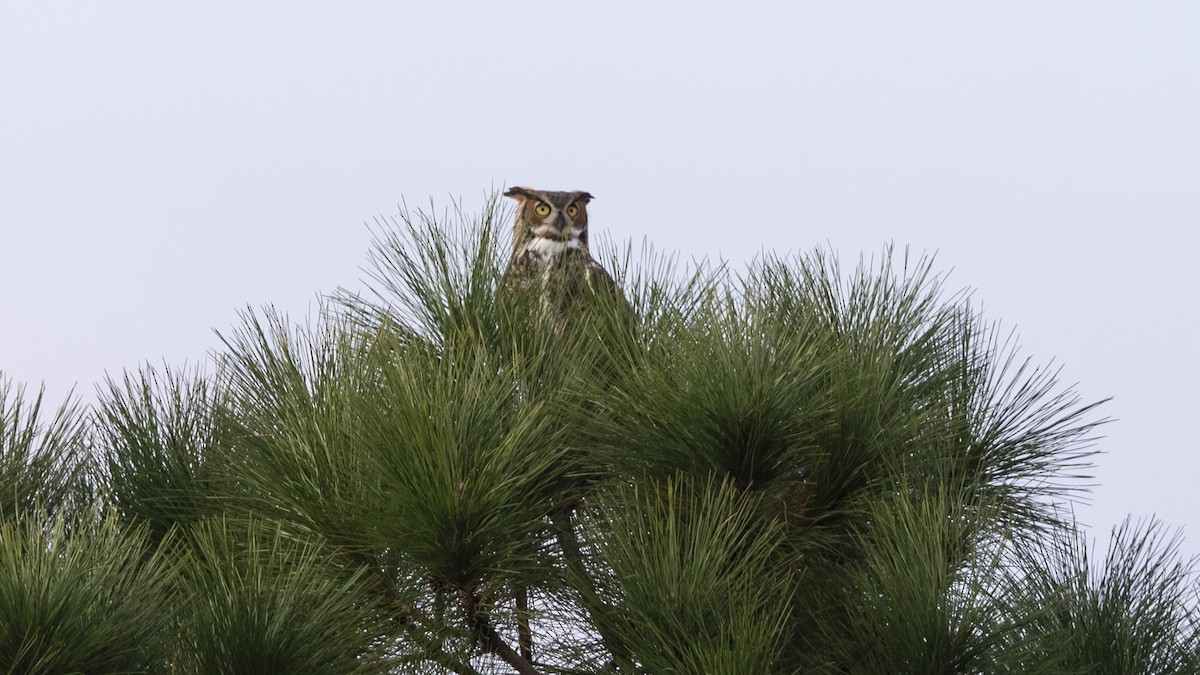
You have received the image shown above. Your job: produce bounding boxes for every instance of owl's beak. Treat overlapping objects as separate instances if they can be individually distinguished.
[553,212,568,239]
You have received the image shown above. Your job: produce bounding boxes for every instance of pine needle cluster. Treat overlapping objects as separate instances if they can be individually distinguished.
[1,193,1195,674]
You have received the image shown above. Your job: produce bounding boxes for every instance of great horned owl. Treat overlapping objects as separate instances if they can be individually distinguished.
[502,186,627,324]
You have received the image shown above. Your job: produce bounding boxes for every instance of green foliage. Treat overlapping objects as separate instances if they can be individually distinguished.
[173,516,392,675]
[0,508,177,674]
[351,198,509,352]
[1003,517,1200,674]
[215,308,380,546]
[1,192,1195,674]
[353,335,569,589]
[582,475,792,674]
[826,487,1020,675]
[0,375,88,520]
[95,364,225,541]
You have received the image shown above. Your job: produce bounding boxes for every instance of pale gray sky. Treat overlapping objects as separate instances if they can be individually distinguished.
[2,3,1197,560]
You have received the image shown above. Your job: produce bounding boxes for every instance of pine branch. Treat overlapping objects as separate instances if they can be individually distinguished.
[458,585,541,675]
[354,556,483,675]
[420,639,485,675]
[516,584,534,661]
[551,509,635,670]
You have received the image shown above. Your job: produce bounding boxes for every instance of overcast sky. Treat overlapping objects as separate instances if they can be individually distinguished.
[2,3,1197,561]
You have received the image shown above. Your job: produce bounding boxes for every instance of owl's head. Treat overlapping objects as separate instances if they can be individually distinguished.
[504,186,594,259]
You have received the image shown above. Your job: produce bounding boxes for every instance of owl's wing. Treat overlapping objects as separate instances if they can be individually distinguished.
[584,257,622,299]
[499,249,633,333]
[583,256,634,323]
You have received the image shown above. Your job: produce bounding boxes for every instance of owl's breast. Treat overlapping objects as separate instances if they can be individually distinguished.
[522,236,583,262]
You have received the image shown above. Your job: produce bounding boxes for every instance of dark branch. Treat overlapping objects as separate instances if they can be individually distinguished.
[517,584,534,661]
[551,509,634,670]
[458,585,541,675]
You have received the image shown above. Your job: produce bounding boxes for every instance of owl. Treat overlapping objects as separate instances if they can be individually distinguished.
[502,186,627,325]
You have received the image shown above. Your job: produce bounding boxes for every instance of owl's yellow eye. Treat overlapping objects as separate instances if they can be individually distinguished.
[566,204,579,217]
[534,203,551,217]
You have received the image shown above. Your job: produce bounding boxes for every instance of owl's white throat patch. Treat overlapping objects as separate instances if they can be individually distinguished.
[525,236,581,261]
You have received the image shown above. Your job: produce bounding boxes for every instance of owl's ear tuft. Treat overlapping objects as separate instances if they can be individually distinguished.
[573,191,595,204]
[504,186,538,202]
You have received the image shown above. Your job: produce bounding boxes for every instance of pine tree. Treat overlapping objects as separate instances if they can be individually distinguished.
[1,193,1196,674]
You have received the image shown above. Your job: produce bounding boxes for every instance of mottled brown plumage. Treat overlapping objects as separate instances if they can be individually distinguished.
[502,186,627,324]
